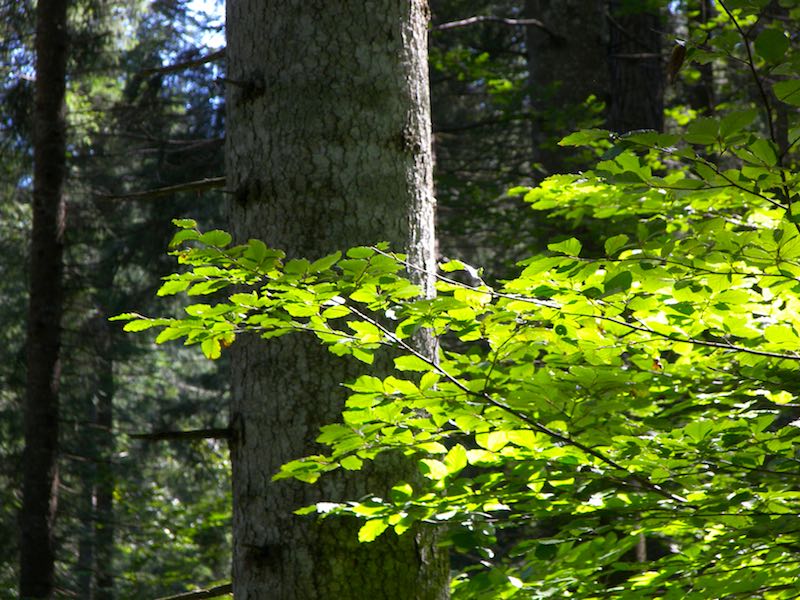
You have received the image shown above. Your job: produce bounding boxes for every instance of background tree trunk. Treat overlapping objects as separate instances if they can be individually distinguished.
[685,0,715,115]
[525,0,608,174]
[607,0,664,132]
[20,0,68,597]
[225,1,447,598]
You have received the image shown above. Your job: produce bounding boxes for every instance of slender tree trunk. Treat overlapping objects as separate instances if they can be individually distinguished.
[93,326,115,600]
[225,1,447,598]
[607,0,664,132]
[76,458,96,599]
[20,1,68,597]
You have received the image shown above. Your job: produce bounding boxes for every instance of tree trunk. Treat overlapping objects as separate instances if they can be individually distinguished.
[225,1,447,599]
[525,0,608,174]
[93,310,116,600]
[685,0,715,115]
[607,0,664,133]
[20,0,68,597]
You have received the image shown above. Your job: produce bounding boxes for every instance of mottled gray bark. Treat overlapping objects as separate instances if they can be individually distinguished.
[20,0,68,597]
[525,0,608,174]
[225,2,447,599]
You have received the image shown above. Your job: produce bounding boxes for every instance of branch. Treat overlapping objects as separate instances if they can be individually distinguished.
[432,15,563,41]
[344,302,688,505]
[718,2,776,145]
[131,428,231,442]
[155,583,232,600]
[97,177,226,201]
[141,49,225,77]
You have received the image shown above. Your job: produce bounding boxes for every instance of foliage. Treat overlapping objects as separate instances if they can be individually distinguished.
[115,2,800,596]
[0,0,230,595]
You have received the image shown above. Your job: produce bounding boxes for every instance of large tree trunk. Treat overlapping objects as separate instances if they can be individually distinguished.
[20,0,68,597]
[607,0,664,133]
[225,2,447,599]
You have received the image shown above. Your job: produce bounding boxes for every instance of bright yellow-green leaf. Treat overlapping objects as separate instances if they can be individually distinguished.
[358,519,389,543]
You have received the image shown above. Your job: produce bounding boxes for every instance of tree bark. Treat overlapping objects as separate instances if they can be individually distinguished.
[607,0,665,133]
[93,312,115,600]
[525,0,608,174]
[685,0,715,115]
[20,0,68,597]
[225,1,447,599]
[75,310,115,600]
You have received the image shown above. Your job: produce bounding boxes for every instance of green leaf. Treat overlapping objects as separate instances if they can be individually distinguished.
[602,271,633,297]
[155,327,187,344]
[172,218,197,228]
[340,455,364,471]
[684,420,714,443]
[309,251,341,273]
[394,355,433,372]
[390,483,413,503]
[351,347,375,365]
[122,319,157,332]
[604,234,629,256]
[749,138,778,166]
[358,519,389,543]
[548,238,582,257]
[475,431,508,452]
[764,324,797,345]
[198,229,232,247]
[419,459,448,480]
[719,109,757,139]
[440,259,466,272]
[346,246,375,259]
[157,278,191,296]
[684,117,719,145]
[109,312,141,322]
[444,444,468,474]
[559,128,610,146]
[244,239,268,264]
[419,371,440,391]
[754,28,789,63]
[201,338,221,360]
[773,80,800,107]
[169,228,200,248]
[284,258,310,276]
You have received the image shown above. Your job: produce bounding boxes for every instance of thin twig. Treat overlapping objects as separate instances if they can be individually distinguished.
[131,428,231,442]
[141,49,225,77]
[717,2,775,145]
[155,583,232,600]
[431,15,563,41]
[97,177,226,201]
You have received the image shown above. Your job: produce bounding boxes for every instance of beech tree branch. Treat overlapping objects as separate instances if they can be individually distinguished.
[431,15,563,41]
